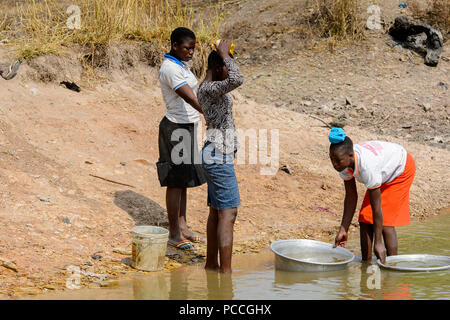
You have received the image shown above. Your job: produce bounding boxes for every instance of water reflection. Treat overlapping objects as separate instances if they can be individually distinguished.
[270,261,380,299]
[356,262,411,300]
[131,267,234,300]
[206,272,234,300]
[273,267,351,299]
[133,274,168,300]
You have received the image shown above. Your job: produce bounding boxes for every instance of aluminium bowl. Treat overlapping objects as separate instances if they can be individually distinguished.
[377,254,450,272]
[270,239,355,272]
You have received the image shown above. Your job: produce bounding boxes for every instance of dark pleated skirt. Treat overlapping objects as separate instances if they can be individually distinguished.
[156,116,207,188]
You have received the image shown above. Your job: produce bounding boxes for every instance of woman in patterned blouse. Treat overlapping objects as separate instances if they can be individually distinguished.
[198,39,244,273]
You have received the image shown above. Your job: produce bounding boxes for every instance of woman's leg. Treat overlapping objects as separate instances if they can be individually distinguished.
[217,207,237,273]
[178,188,191,237]
[205,206,219,270]
[166,187,184,243]
[382,226,398,256]
[360,222,374,261]
[178,188,202,241]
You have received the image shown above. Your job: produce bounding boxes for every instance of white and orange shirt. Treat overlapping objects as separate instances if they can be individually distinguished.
[339,141,407,189]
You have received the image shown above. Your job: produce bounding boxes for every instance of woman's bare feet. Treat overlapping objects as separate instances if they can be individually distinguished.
[205,263,219,271]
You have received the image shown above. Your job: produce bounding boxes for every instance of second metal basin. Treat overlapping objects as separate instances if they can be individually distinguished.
[377,254,450,272]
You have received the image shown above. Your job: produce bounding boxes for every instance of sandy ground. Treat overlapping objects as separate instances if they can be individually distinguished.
[0,0,449,298]
[0,56,448,297]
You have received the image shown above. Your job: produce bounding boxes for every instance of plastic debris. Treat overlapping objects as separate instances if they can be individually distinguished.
[280,165,293,174]
[60,81,81,92]
[113,247,132,255]
[91,251,103,260]
[309,205,335,214]
[438,82,448,90]
[37,196,51,202]
[0,257,18,272]
[0,60,21,80]
[62,217,71,224]
[133,159,151,166]
[80,270,107,281]
[389,16,443,67]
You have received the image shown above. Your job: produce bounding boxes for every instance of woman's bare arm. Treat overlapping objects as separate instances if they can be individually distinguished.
[175,84,203,114]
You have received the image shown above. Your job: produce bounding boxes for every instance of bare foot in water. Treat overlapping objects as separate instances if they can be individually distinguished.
[205,263,219,271]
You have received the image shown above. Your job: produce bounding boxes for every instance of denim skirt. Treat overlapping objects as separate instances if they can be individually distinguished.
[201,141,240,210]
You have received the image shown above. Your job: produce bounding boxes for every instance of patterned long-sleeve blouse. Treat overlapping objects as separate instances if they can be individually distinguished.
[198,57,244,155]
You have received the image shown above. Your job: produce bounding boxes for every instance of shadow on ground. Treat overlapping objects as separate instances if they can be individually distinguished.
[114,190,169,227]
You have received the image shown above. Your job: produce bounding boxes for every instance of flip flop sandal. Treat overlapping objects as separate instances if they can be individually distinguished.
[186,235,204,243]
[168,239,197,251]
[1,60,20,80]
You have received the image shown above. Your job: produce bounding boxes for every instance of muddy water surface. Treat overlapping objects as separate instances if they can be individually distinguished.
[36,211,450,300]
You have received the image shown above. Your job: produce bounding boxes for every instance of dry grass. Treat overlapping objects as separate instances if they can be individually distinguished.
[0,0,221,76]
[311,0,365,41]
[409,0,450,40]
[283,0,366,53]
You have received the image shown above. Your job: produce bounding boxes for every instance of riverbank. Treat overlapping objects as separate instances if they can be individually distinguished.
[0,60,448,297]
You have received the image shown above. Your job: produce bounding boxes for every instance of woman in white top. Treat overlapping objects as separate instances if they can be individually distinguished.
[329,128,416,264]
[157,27,207,250]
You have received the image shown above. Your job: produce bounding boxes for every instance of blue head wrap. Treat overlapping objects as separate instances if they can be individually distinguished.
[329,127,346,144]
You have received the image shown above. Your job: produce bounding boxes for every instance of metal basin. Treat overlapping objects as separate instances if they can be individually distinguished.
[377,254,450,272]
[270,239,355,272]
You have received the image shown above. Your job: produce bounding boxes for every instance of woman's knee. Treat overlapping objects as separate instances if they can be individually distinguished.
[218,208,237,223]
[383,227,398,253]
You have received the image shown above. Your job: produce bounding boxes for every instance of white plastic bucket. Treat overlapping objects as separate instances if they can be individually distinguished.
[131,226,169,271]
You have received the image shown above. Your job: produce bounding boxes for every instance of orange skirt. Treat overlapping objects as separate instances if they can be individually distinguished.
[359,153,416,227]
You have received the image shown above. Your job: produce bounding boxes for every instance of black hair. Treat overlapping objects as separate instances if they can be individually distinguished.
[207,50,233,69]
[170,27,196,45]
[330,136,353,155]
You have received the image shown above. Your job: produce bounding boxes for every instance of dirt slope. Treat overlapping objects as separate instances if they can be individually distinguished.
[0,51,448,296]
[220,0,449,147]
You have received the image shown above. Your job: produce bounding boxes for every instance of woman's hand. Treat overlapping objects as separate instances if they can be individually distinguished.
[333,226,348,248]
[374,240,387,264]
[334,178,357,249]
[217,39,232,59]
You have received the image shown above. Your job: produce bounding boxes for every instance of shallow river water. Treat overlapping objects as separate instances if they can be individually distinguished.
[36,211,450,300]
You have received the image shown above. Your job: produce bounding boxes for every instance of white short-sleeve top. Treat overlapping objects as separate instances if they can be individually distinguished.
[339,141,407,189]
[158,53,200,124]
